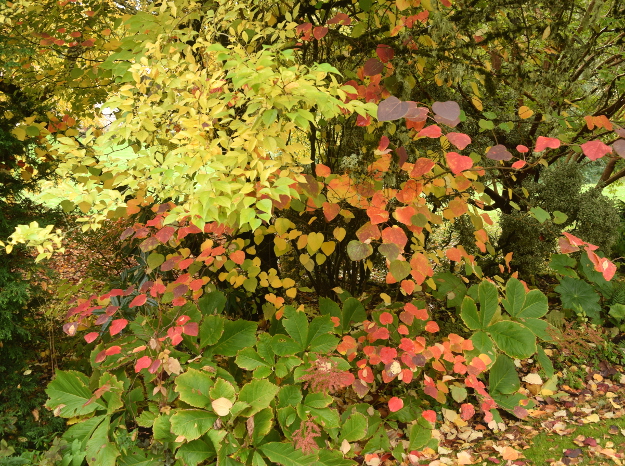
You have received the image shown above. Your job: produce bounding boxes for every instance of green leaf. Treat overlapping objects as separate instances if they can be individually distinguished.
[529,207,550,223]
[175,368,214,409]
[85,417,119,466]
[536,345,554,379]
[277,385,303,408]
[275,356,303,378]
[308,314,335,346]
[319,298,341,320]
[170,409,217,441]
[502,278,526,317]
[389,260,411,281]
[236,347,272,371]
[198,291,227,315]
[518,317,553,341]
[272,334,302,356]
[579,252,614,297]
[488,320,536,359]
[252,408,274,445]
[450,385,468,403]
[460,296,480,330]
[431,272,467,308]
[45,370,105,418]
[152,414,176,443]
[478,280,499,328]
[175,439,216,466]
[99,372,124,414]
[210,378,236,402]
[282,307,308,351]
[259,443,317,466]
[208,320,258,356]
[517,290,548,318]
[479,119,495,130]
[552,211,568,224]
[408,418,432,451]
[62,414,107,446]
[346,240,373,261]
[341,298,367,333]
[238,379,279,416]
[308,333,338,353]
[118,448,162,466]
[555,276,602,322]
[549,254,578,278]
[609,303,625,320]
[489,354,520,395]
[200,315,225,348]
[313,451,357,466]
[340,412,367,442]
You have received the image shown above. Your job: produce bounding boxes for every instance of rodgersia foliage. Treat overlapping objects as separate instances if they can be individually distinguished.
[1,0,624,464]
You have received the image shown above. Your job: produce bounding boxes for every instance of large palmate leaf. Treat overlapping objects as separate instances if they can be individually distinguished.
[488,320,536,359]
[200,315,225,348]
[489,354,520,395]
[478,280,499,327]
[502,279,549,319]
[282,307,309,351]
[555,277,602,322]
[85,417,119,466]
[432,272,467,308]
[46,370,105,418]
[341,298,367,333]
[118,448,164,466]
[339,413,368,442]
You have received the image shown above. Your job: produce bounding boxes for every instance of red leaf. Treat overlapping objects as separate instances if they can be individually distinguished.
[230,250,245,265]
[148,359,162,374]
[460,403,475,420]
[110,319,128,336]
[422,410,436,423]
[425,322,439,335]
[416,125,442,138]
[150,281,166,297]
[581,139,612,161]
[378,135,390,152]
[401,280,415,295]
[70,31,81,38]
[366,206,389,225]
[129,294,147,308]
[410,158,435,178]
[447,132,471,150]
[81,39,96,47]
[376,44,394,63]
[313,26,328,40]
[135,356,152,372]
[432,101,460,122]
[405,104,429,121]
[155,226,175,243]
[534,136,560,152]
[183,322,199,336]
[379,312,394,325]
[613,139,625,157]
[356,222,381,242]
[516,145,529,153]
[388,397,404,412]
[323,202,341,221]
[405,302,428,320]
[84,10,95,16]
[511,160,526,169]
[356,114,371,126]
[446,152,473,175]
[95,350,107,363]
[176,315,191,326]
[363,58,384,76]
[105,345,121,356]
[327,12,351,25]
[378,96,409,121]
[382,226,408,250]
[315,164,331,177]
[486,144,513,161]
[84,332,99,343]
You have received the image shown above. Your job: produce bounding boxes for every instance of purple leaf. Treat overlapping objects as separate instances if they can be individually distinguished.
[377,96,409,121]
[432,101,461,121]
[486,144,513,161]
[363,58,384,76]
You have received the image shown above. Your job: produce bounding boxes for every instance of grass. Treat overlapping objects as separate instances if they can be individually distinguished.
[523,405,625,465]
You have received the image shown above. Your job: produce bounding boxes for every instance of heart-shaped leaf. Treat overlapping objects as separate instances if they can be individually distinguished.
[446,152,473,174]
[486,144,513,161]
[364,58,384,76]
[347,240,373,261]
[378,96,409,121]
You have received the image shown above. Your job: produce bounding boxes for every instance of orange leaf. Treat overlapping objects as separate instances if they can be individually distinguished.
[425,321,439,333]
[366,206,389,224]
[129,294,147,308]
[230,250,245,265]
[315,164,331,177]
[410,158,435,178]
[110,319,128,336]
[446,152,473,175]
[381,225,408,250]
[388,397,404,412]
[323,202,341,222]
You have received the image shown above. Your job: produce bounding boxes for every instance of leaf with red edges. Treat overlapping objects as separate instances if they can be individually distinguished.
[535,136,560,152]
[378,96,409,121]
[84,332,99,343]
[313,26,328,40]
[388,397,404,412]
[323,202,341,221]
[376,44,394,63]
[581,140,612,160]
[135,356,152,372]
[410,158,435,178]
[356,222,381,242]
[129,294,147,308]
[447,132,471,150]
[416,125,442,138]
[155,226,175,243]
[230,250,245,265]
[110,319,128,336]
[446,152,473,174]
[363,58,384,76]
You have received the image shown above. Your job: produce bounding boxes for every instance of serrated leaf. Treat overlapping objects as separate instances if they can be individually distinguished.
[340,412,367,442]
[200,315,225,348]
[259,442,317,466]
[341,298,366,333]
[170,409,217,441]
[536,345,555,379]
[45,370,105,418]
[175,439,216,466]
[489,320,536,359]
[282,307,308,351]
[555,276,602,322]
[236,347,272,371]
[238,379,279,416]
[489,354,520,395]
